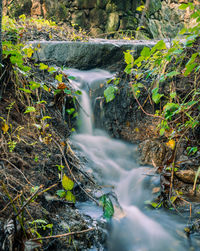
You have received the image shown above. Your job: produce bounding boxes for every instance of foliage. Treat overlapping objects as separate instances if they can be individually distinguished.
[122,2,200,146]
[99,194,114,220]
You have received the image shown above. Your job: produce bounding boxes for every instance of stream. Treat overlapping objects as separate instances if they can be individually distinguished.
[64,69,193,251]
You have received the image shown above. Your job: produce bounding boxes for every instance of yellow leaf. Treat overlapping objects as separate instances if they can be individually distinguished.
[135,127,139,133]
[2,123,9,134]
[166,139,176,150]
[62,174,74,191]
[65,191,76,203]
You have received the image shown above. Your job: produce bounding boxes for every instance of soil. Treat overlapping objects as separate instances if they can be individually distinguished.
[0,56,107,250]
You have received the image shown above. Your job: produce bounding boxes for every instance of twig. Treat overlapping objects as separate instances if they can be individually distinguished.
[0,158,33,186]
[13,185,43,219]
[53,139,100,205]
[29,227,95,241]
[131,84,164,120]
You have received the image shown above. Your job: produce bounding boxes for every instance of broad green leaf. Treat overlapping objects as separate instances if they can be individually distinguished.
[141,47,150,58]
[163,103,179,112]
[99,195,114,220]
[29,81,41,90]
[65,191,76,203]
[62,174,74,191]
[56,189,66,198]
[24,106,36,114]
[184,63,198,76]
[124,52,134,65]
[55,74,63,83]
[152,93,164,104]
[104,86,117,103]
[39,63,48,70]
[48,66,56,73]
[151,40,166,53]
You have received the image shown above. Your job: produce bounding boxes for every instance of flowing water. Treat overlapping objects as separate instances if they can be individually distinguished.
[64,69,193,251]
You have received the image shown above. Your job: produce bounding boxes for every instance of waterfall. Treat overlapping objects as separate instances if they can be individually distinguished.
[63,68,189,251]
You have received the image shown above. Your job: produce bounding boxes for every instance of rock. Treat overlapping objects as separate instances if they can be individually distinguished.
[175,170,200,184]
[90,8,107,27]
[90,27,104,37]
[30,39,158,71]
[106,12,120,32]
[139,139,172,166]
[71,10,86,27]
[75,0,97,9]
[148,0,162,16]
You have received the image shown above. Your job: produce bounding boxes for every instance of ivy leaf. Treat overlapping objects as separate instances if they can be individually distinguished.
[62,174,74,191]
[65,191,76,203]
[99,195,114,220]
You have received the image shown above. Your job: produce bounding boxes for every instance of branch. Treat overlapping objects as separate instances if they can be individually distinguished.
[29,227,95,241]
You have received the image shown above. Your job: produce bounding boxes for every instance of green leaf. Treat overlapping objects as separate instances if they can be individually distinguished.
[24,106,36,114]
[68,76,76,80]
[160,128,165,136]
[65,191,76,203]
[124,52,134,65]
[56,189,66,198]
[170,92,176,99]
[152,88,164,104]
[166,71,180,78]
[19,88,32,93]
[48,66,56,73]
[151,40,167,53]
[75,90,82,95]
[164,103,179,112]
[152,93,164,104]
[141,47,150,58]
[99,195,114,220]
[66,108,75,115]
[62,174,74,191]
[179,3,189,10]
[64,89,71,94]
[184,63,198,76]
[104,86,117,103]
[39,63,48,70]
[55,74,63,83]
[136,5,145,11]
[29,81,41,90]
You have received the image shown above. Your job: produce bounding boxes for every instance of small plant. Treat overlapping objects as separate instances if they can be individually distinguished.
[56,174,76,203]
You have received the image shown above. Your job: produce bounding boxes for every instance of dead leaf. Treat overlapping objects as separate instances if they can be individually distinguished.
[152,187,160,194]
[166,139,176,150]
[2,123,9,134]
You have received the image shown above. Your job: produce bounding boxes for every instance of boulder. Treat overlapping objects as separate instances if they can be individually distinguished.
[30,39,158,71]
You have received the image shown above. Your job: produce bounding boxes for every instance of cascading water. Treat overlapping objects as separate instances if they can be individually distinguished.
[64,68,192,251]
